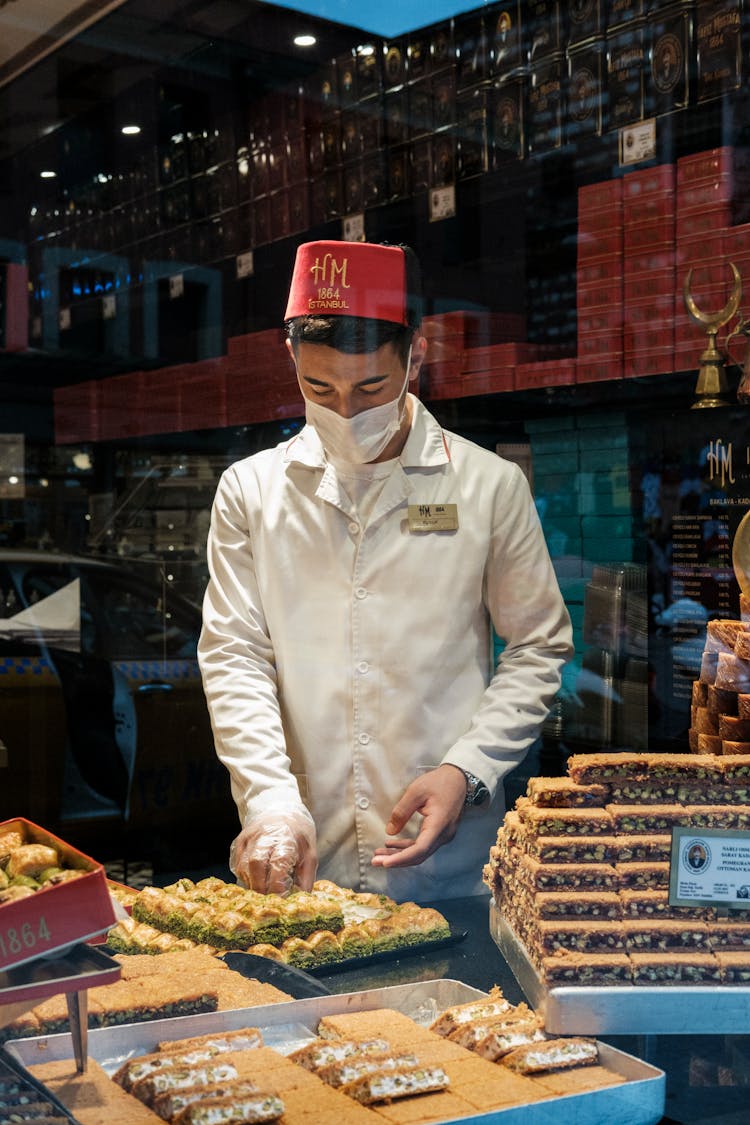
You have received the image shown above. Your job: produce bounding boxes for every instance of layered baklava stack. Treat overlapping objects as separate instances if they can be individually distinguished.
[485,753,750,985]
[690,606,750,755]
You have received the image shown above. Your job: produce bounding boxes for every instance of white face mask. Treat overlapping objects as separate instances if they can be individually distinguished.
[303,348,412,464]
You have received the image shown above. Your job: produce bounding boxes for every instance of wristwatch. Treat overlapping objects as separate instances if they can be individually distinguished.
[460,769,489,807]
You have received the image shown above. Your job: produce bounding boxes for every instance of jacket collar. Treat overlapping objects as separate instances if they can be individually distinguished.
[283,395,451,470]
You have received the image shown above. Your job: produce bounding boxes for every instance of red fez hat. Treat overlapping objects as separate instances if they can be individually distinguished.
[284,240,409,325]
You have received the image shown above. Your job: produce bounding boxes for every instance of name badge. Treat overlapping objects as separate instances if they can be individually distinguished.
[407,503,459,532]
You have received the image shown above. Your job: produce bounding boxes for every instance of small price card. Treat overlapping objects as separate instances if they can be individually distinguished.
[429,184,456,222]
[342,213,365,242]
[669,827,750,909]
[236,251,254,279]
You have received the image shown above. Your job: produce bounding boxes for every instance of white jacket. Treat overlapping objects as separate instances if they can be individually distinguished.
[199,396,573,901]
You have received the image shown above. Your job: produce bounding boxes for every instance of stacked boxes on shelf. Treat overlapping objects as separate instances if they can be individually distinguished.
[421,309,530,398]
[576,178,624,383]
[622,163,676,377]
[224,328,301,424]
[674,147,750,372]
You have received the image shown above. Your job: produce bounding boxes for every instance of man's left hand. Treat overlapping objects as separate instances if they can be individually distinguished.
[371,763,467,870]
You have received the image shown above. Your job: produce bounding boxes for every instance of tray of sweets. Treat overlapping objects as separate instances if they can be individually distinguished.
[4,978,665,1125]
[0,819,116,971]
[491,903,750,1036]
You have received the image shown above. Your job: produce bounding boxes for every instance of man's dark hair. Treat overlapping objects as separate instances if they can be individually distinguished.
[285,243,423,364]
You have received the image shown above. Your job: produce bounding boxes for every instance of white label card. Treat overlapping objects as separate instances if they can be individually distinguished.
[669,826,750,909]
[236,251,254,279]
[169,274,184,299]
[430,185,456,222]
[342,213,365,242]
[620,119,656,166]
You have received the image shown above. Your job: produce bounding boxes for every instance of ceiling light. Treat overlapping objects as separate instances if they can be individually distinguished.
[294,34,316,47]
[122,124,141,135]
[40,170,57,179]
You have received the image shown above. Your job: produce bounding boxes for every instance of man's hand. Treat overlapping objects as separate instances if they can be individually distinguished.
[371,764,467,870]
[229,810,318,894]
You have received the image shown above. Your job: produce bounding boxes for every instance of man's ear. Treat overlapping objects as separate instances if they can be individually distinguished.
[409,334,428,383]
[285,337,295,362]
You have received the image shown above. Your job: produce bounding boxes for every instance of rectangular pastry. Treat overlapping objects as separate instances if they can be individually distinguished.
[446,1003,538,1049]
[157,1028,264,1055]
[152,1078,263,1121]
[530,891,622,921]
[607,804,750,833]
[539,952,632,986]
[131,1063,241,1106]
[501,1037,598,1074]
[520,835,618,863]
[473,1023,547,1062]
[739,693,750,719]
[614,835,673,862]
[517,855,619,890]
[342,1064,449,1104]
[715,755,750,782]
[706,618,748,652]
[517,806,614,836]
[288,1038,390,1071]
[630,952,721,984]
[714,951,750,983]
[708,922,750,949]
[645,754,723,781]
[532,921,626,955]
[615,862,670,890]
[721,740,750,756]
[566,753,650,785]
[172,1092,285,1124]
[624,919,710,951]
[430,988,514,1037]
[619,890,706,920]
[525,777,610,807]
[707,685,738,713]
[316,1054,419,1088]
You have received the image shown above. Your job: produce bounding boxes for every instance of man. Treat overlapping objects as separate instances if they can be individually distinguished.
[198,239,572,902]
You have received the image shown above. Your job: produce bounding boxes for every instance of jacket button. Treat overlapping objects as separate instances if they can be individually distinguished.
[355,587,367,599]
[357,796,370,809]
[357,661,369,674]
[348,522,359,534]
[358,732,370,745]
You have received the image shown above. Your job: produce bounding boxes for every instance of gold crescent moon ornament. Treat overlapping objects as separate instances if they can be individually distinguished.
[682,261,743,408]
[734,508,750,598]
[683,262,743,329]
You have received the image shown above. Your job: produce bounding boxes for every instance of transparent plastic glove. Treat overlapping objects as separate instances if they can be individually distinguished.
[229,809,318,895]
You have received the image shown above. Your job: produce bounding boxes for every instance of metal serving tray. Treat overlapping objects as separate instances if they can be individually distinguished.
[5,978,665,1125]
[491,901,750,1036]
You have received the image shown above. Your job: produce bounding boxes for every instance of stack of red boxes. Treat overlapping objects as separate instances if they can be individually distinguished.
[421,310,528,399]
[177,357,229,432]
[576,178,624,383]
[54,379,101,444]
[674,147,750,373]
[225,328,302,424]
[420,312,465,399]
[514,355,577,390]
[463,342,561,395]
[622,163,676,378]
